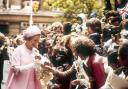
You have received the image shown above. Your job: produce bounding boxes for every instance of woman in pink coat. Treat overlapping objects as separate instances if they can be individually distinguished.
[6,26,43,89]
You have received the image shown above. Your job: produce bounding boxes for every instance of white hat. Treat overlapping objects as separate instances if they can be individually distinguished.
[23,25,41,38]
[77,13,87,22]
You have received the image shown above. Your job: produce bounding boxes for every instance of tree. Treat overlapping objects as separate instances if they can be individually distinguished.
[43,0,103,21]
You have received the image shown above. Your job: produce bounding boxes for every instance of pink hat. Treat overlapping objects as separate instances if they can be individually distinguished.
[23,25,41,38]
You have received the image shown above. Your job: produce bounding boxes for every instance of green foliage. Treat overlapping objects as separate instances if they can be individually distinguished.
[43,0,104,21]
[110,0,115,10]
[93,1,104,18]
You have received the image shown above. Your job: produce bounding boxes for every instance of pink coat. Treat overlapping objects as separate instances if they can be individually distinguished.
[6,44,42,89]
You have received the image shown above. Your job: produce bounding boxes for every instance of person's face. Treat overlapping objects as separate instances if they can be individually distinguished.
[26,35,40,49]
[87,26,93,34]
[55,27,63,33]
[77,18,82,24]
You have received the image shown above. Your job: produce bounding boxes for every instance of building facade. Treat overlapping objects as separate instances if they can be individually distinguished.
[0,0,62,35]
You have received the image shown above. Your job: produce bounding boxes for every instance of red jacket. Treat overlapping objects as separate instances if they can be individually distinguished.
[87,53,106,88]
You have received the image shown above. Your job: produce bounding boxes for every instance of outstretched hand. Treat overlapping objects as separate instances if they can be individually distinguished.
[71,79,81,85]
[42,64,55,73]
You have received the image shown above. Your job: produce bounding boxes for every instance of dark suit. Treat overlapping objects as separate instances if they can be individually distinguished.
[0,46,9,89]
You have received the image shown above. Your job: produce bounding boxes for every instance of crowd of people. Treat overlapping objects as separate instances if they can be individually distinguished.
[0,9,128,89]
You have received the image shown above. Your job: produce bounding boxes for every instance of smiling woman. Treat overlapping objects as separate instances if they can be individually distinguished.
[5,25,43,89]
[23,26,41,49]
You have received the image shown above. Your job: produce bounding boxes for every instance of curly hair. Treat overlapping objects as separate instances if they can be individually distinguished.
[75,36,95,56]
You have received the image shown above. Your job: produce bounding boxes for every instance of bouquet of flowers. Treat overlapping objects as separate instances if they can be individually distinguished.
[34,51,53,89]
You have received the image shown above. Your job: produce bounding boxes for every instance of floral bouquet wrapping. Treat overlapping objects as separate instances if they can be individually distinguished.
[34,53,53,89]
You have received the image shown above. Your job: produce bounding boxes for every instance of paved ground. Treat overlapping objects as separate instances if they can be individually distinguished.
[1,60,9,89]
